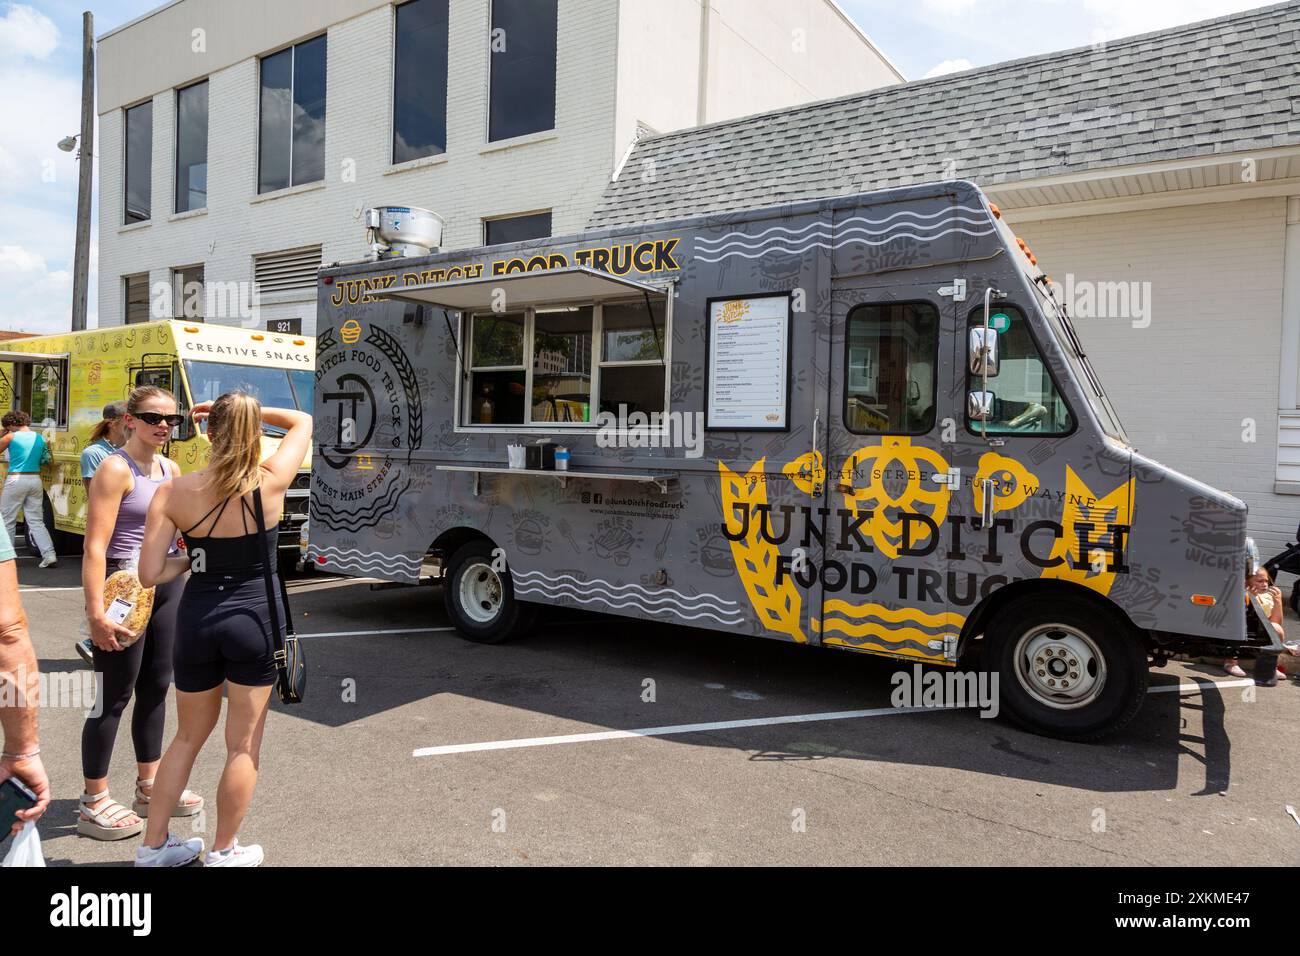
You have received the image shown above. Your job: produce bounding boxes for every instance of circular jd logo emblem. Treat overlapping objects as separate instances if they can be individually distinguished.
[311,321,424,533]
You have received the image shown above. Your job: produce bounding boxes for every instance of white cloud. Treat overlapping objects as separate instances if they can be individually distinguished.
[0,245,74,334]
[0,3,59,61]
[923,58,974,78]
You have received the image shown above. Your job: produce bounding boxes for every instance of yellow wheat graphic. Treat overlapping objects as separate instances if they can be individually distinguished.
[1041,466,1134,595]
[718,458,807,643]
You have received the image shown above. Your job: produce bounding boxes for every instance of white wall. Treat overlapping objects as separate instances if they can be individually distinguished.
[612,0,901,172]
[1018,198,1291,552]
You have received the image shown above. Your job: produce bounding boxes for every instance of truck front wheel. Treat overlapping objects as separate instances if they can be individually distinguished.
[442,541,533,644]
[984,594,1147,742]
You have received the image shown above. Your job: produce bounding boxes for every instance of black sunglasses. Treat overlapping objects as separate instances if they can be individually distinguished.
[132,412,186,427]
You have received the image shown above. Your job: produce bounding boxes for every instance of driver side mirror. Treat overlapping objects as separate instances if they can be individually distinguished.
[969,328,1000,377]
[968,390,995,422]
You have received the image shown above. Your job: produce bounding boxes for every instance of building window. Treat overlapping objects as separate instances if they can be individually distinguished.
[393,0,449,164]
[175,80,209,213]
[465,299,668,427]
[124,273,151,324]
[123,100,152,224]
[172,265,205,319]
[484,211,552,246]
[258,35,328,193]
[844,302,939,435]
[488,0,557,142]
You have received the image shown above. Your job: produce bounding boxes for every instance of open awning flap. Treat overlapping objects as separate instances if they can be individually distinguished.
[373,266,668,312]
[0,351,68,364]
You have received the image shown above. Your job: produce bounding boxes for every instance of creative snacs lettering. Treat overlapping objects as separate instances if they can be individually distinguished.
[329,238,681,306]
[720,500,1129,608]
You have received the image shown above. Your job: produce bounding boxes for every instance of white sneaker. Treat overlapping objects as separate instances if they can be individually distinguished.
[38,555,57,568]
[135,833,203,867]
[204,840,264,868]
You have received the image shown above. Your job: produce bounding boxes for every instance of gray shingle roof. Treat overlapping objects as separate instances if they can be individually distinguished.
[589,1,1300,229]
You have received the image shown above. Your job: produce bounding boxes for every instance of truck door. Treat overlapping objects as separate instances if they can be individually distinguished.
[820,280,960,664]
[948,280,1091,617]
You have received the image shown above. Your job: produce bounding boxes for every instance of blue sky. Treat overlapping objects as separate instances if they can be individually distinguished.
[0,0,1272,333]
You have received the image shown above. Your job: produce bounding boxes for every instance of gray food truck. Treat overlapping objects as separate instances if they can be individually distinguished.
[309,180,1279,741]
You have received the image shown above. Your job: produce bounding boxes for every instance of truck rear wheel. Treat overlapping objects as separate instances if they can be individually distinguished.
[984,594,1147,742]
[442,541,533,644]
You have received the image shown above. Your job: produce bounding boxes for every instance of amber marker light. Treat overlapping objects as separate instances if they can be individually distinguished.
[1191,595,1216,606]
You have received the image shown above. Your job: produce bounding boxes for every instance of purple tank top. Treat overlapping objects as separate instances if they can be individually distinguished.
[106,449,168,558]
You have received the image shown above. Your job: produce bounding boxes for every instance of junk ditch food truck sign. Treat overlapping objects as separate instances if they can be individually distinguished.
[308,180,1272,741]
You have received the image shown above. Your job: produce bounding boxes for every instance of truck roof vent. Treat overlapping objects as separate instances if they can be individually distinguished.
[365,206,444,261]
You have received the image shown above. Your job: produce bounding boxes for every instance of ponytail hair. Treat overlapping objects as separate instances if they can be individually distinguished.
[205,391,263,501]
[90,418,113,442]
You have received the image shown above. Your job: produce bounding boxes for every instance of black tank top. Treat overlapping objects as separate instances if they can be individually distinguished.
[181,490,277,577]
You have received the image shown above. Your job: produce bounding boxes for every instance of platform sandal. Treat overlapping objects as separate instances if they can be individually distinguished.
[76,790,145,840]
[133,778,204,819]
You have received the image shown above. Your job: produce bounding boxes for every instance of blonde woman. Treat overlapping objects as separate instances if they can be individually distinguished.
[136,393,311,867]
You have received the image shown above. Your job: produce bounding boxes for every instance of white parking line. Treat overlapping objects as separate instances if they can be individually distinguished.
[18,586,84,593]
[411,675,1261,758]
[413,705,951,757]
[300,626,456,639]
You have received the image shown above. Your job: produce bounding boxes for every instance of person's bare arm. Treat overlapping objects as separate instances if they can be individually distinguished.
[82,456,136,651]
[0,559,50,834]
[138,481,190,587]
[0,433,12,454]
[256,407,312,494]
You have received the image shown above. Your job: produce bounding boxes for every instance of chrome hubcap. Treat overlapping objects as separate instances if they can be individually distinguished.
[459,562,504,624]
[1013,624,1105,710]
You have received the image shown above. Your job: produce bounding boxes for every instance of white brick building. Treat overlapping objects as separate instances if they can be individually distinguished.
[95,0,901,335]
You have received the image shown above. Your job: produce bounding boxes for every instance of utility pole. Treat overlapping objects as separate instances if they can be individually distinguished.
[71,11,94,332]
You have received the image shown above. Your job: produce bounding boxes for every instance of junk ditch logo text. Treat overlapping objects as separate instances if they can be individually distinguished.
[311,321,423,531]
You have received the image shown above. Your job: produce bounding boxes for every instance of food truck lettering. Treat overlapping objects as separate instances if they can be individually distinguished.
[719,450,1134,639]
[328,238,682,305]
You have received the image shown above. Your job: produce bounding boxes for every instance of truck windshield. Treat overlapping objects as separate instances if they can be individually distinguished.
[183,361,307,411]
[1031,282,1129,444]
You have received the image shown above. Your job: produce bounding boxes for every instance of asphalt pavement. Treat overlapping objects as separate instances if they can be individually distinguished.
[12,555,1300,866]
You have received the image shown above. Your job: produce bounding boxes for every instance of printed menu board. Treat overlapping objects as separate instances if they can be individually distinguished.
[707,295,790,429]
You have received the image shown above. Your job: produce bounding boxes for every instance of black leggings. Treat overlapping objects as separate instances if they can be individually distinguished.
[80,573,183,780]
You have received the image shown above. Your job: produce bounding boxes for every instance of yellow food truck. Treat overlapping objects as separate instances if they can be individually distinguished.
[0,320,314,554]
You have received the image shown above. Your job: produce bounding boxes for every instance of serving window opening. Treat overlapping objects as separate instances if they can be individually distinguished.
[0,352,70,429]
[464,295,667,428]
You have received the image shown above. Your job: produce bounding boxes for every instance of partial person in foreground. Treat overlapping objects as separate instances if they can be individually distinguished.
[137,393,311,867]
[0,520,51,837]
[79,386,203,848]
[0,411,56,569]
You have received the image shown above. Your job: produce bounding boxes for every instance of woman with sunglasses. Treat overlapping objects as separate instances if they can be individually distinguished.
[78,385,203,859]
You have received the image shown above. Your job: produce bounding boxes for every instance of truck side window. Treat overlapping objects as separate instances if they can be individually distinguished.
[843,302,938,435]
[599,299,665,419]
[965,305,1074,435]
[469,311,526,425]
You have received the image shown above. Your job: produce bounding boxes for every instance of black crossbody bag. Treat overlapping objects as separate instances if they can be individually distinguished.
[252,486,306,704]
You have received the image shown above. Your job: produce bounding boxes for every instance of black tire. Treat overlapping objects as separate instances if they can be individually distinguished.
[442,540,528,644]
[984,593,1148,742]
